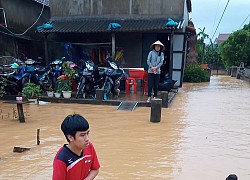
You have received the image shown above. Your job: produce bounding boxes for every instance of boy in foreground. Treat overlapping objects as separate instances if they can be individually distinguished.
[53,114,100,180]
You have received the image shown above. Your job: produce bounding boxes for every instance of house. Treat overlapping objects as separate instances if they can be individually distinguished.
[0,0,50,62]
[38,0,192,87]
[215,33,231,44]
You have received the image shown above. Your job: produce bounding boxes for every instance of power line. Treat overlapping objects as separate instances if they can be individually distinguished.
[239,11,250,29]
[211,0,222,36]
[0,0,45,36]
[212,0,230,40]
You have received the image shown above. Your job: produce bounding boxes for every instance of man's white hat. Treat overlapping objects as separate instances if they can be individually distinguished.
[150,40,165,51]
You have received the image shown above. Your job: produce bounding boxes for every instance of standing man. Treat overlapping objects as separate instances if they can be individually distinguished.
[53,114,100,180]
[146,40,165,103]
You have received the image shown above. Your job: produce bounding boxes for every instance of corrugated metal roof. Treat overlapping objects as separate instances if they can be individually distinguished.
[38,17,184,33]
[33,0,49,6]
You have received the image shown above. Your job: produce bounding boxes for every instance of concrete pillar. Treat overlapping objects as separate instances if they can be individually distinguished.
[112,33,116,59]
[44,33,49,65]
[150,98,162,123]
[169,30,174,80]
[231,66,237,77]
[96,89,104,100]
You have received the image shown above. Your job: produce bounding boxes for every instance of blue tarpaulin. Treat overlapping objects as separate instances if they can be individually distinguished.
[37,23,53,31]
[108,23,121,30]
[165,18,178,27]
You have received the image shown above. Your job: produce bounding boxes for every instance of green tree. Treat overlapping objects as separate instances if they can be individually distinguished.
[219,27,250,67]
[243,23,250,31]
[204,41,223,69]
[183,64,210,82]
[197,27,209,64]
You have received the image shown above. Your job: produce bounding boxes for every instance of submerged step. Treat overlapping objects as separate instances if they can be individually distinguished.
[117,101,138,111]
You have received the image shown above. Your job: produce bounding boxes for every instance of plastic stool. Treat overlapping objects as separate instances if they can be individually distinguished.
[125,77,137,94]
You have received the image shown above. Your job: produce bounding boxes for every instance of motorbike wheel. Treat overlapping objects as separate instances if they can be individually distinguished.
[5,78,18,95]
[52,76,57,90]
[103,81,112,99]
[76,77,85,99]
[41,75,53,91]
[22,76,29,88]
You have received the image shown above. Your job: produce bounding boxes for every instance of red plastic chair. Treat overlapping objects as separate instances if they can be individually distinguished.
[127,69,148,95]
[125,77,137,94]
[128,69,144,80]
[142,71,148,96]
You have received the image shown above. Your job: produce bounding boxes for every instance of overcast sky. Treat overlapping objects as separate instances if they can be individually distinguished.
[190,0,250,41]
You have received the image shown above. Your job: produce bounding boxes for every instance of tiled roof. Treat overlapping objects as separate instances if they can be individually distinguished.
[38,17,184,33]
[215,33,231,43]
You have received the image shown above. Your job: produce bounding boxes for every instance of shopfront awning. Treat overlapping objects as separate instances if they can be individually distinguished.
[37,16,184,33]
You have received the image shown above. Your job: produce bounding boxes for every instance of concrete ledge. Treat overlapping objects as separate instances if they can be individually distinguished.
[1,91,177,108]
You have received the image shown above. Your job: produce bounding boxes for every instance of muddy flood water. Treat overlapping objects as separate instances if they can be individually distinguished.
[0,75,250,180]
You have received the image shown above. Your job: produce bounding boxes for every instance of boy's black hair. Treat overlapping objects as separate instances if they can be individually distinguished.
[226,174,238,180]
[61,114,89,142]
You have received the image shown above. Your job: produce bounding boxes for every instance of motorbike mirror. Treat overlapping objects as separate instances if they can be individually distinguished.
[61,57,66,62]
[37,57,43,61]
[110,62,118,69]
[86,62,93,71]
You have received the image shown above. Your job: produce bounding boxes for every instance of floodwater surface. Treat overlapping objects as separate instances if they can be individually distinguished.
[0,76,249,180]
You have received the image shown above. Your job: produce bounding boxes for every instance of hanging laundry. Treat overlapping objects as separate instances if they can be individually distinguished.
[92,49,97,62]
[102,49,106,62]
[115,49,124,61]
[99,49,102,63]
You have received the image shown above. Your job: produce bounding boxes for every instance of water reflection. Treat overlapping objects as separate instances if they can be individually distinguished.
[0,76,249,179]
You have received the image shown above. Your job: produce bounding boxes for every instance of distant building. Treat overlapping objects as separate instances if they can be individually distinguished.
[215,33,231,44]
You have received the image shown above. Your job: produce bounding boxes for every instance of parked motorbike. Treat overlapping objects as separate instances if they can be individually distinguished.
[76,60,103,99]
[50,58,63,90]
[0,63,23,95]
[22,59,52,91]
[158,73,178,92]
[100,59,124,100]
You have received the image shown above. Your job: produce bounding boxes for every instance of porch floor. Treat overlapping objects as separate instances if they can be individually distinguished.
[39,88,176,108]
[1,88,177,108]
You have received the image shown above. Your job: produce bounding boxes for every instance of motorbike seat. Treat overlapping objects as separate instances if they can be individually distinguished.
[36,66,48,75]
[98,70,105,76]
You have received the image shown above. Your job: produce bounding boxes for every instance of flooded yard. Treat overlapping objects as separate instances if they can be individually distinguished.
[0,75,249,179]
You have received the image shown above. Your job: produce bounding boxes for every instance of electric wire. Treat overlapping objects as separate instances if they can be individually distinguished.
[212,0,230,40]
[211,0,222,37]
[239,11,250,29]
[0,0,45,36]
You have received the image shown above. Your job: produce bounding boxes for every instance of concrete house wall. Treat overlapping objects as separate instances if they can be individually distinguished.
[50,0,184,19]
[0,0,50,59]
